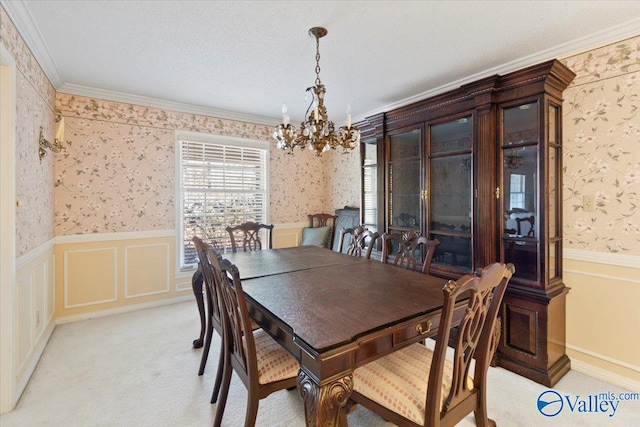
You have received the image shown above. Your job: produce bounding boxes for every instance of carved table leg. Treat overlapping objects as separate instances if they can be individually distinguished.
[191,266,205,348]
[297,370,353,427]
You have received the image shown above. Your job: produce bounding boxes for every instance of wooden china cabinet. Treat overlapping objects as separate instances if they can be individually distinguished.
[357,60,576,386]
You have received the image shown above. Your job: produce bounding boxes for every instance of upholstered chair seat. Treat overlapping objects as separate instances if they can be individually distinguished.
[251,329,300,385]
[353,343,473,426]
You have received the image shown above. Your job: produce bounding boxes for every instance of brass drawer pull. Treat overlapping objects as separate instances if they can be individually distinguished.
[416,320,432,335]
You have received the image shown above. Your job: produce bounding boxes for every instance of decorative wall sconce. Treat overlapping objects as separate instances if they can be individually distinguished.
[39,117,66,162]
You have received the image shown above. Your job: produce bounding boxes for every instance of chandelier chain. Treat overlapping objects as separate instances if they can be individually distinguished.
[315,36,322,86]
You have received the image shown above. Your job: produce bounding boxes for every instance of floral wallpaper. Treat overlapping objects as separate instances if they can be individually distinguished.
[9,0,636,252]
[53,117,175,233]
[562,35,640,253]
[1,5,57,257]
[327,148,360,210]
[55,94,351,234]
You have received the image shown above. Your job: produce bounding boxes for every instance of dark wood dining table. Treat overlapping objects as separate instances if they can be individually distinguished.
[191,246,364,347]
[214,246,457,427]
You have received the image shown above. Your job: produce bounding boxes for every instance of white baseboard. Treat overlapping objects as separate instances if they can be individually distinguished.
[571,360,640,393]
[567,344,640,392]
[55,294,194,325]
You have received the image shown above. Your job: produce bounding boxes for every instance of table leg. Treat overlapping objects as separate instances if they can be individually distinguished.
[297,370,353,427]
[191,267,205,348]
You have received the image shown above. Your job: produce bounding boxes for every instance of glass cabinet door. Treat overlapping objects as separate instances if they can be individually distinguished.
[387,128,421,233]
[429,117,473,271]
[548,103,562,282]
[501,102,539,282]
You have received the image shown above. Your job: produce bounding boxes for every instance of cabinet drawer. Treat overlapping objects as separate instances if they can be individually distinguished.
[392,315,441,347]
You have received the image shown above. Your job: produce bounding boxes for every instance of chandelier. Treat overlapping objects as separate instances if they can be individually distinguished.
[273,27,360,156]
[505,148,523,169]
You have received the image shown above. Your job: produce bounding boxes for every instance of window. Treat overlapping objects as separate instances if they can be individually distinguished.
[361,137,378,232]
[509,174,526,210]
[176,132,269,270]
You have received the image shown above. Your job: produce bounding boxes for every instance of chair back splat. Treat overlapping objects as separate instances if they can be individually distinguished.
[381,231,440,274]
[427,263,514,425]
[225,221,274,253]
[350,262,514,427]
[338,225,380,259]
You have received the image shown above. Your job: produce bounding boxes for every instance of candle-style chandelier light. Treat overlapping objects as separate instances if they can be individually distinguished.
[273,27,360,156]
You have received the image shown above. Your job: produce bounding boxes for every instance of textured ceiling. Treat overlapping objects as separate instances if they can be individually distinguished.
[4,1,640,126]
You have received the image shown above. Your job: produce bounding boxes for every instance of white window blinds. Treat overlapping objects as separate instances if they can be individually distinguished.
[179,137,268,268]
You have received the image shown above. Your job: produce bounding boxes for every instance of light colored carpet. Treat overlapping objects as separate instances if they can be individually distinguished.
[1,300,638,426]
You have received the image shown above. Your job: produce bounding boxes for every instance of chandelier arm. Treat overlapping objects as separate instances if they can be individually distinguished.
[304,87,316,120]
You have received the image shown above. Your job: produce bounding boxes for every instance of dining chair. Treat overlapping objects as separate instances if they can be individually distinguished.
[302,213,339,249]
[225,221,274,253]
[515,215,535,237]
[212,254,300,427]
[381,231,440,274]
[338,225,380,259]
[348,262,515,427]
[192,236,225,404]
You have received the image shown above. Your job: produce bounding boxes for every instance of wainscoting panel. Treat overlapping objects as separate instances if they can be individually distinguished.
[16,272,32,373]
[124,243,170,298]
[32,261,46,344]
[55,233,190,322]
[272,223,304,249]
[14,241,56,406]
[564,250,640,388]
[63,247,117,309]
[175,280,193,292]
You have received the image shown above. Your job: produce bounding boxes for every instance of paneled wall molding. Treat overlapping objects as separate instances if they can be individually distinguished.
[567,343,640,392]
[175,280,193,293]
[564,248,640,269]
[55,294,193,325]
[15,321,54,406]
[123,243,170,299]
[15,237,54,270]
[63,247,117,309]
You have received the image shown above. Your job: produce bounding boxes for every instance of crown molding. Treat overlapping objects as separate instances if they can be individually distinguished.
[5,0,639,127]
[1,0,64,88]
[57,83,280,126]
[352,17,640,124]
